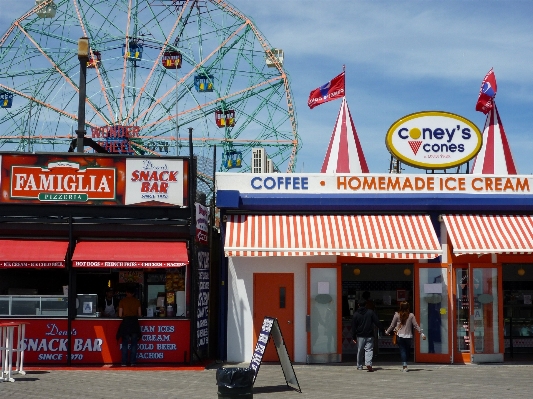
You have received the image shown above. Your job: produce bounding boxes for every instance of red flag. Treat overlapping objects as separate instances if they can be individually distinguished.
[308,72,345,109]
[475,68,497,114]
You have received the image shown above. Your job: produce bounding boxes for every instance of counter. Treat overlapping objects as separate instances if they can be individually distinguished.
[1,317,190,365]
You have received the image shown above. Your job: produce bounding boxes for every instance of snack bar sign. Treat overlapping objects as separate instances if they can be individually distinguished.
[11,161,115,202]
[125,158,184,206]
[386,111,482,169]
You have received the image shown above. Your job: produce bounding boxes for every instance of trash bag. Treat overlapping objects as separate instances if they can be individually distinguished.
[216,367,255,389]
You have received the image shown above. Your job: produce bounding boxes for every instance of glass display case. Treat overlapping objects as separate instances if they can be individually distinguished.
[0,295,68,316]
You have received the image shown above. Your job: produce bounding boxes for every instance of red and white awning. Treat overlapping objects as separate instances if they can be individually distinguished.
[471,104,517,174]
[225,214,441,259]
[321,97,369,173]
[443,214,533,254]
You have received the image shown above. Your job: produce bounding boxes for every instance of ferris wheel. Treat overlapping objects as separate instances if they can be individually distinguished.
[0,0,300,172]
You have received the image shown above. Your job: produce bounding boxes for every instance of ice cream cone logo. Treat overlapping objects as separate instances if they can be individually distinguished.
[408,141,422,155]
[407,128,422,155]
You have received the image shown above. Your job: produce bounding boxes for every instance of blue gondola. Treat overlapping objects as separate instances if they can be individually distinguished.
[0,91,14,109]
[223,150,243,169]
[122,42,143,61]
[194,74,214,92]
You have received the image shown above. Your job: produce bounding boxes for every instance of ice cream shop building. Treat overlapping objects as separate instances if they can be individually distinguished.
[216,98,533,365]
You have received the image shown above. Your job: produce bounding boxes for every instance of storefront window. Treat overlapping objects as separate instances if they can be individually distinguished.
[310,268,338,355]
[472,267,499,354]
[418,267,449,354]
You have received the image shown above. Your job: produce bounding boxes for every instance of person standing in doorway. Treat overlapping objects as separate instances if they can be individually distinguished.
[117,287,142,366]
[361,291,379,357]
[102,288,117,318]
[385,301,426,372]
[352,298,381,372]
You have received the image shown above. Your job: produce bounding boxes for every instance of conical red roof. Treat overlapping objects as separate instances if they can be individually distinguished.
[321,97,369,173]
[471,103,517,174]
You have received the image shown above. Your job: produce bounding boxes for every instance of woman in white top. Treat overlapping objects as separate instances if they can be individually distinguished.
[385,301,426,372]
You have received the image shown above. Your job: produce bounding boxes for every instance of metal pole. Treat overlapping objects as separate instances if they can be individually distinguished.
[188,127,198,363]
[176,63,179,155]
[77,37,89,153]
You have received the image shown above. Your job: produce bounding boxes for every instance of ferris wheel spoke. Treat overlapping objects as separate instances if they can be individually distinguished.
[72,0,117,124]
[125,5,188,123]
[15,24,109,125]
[0,82,95,129]
[118,0,135,123]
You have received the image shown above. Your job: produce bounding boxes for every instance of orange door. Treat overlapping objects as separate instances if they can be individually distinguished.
[253,273,294,361]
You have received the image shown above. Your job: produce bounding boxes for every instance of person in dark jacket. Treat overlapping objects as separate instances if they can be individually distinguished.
[352,298,381,372]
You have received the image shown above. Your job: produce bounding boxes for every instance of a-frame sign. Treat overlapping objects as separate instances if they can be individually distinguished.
[249,316,301,393]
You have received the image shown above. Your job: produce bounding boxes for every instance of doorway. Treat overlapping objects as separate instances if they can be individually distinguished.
[253,273,294,362]
[415,264,451,363]
[502,263,533,361]
[452,263,503,363]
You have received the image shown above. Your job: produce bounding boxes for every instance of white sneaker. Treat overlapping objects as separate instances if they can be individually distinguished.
[402,367,408,372]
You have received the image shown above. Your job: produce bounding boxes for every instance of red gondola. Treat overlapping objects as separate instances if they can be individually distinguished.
[87,51,101,68]
[215,109,235,128]
[162,51,182,69]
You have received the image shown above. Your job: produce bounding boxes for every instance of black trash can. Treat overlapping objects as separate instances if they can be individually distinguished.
[216,367,254,399]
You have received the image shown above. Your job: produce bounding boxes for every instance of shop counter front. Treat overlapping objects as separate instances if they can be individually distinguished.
[0,317,190,365]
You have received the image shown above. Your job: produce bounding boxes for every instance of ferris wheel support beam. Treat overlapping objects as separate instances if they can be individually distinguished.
[130,21,247,126]
[139,75,284,130]
[15,23,110,125]
[119,0,135,123]
[0,82,97,130]
[72,0,116,124]
[125,2,189,122]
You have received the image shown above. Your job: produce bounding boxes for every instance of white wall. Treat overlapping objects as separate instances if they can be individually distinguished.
[226,255,336,363]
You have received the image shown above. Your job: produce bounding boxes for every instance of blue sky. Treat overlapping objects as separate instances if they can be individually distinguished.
[2,1,533,174]
[231,0,533,173]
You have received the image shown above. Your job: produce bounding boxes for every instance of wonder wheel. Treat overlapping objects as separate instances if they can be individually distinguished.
[0,0,300,172]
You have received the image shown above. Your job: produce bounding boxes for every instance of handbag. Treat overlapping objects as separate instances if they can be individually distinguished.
[391,323,402,346]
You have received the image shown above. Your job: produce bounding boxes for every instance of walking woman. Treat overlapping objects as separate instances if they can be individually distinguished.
[385,301,426,372]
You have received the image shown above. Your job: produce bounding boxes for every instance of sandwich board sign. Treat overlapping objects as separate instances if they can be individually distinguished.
[249,316,301,393]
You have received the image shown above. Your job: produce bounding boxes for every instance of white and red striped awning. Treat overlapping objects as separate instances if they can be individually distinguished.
[224,214,441,259]
[443,214,533,254]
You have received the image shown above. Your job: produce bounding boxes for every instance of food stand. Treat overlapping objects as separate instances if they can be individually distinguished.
[0,152,201,365]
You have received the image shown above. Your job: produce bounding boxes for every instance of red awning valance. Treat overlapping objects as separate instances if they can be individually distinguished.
[72,241,188,268]
[0,240,68,268]
[225,214,441,259]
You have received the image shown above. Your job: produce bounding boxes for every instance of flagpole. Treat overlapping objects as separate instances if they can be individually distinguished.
[343,64,346,100]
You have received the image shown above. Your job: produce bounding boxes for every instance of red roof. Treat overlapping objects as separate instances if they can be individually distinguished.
[321,97,369,173]
[471,103,517,174]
